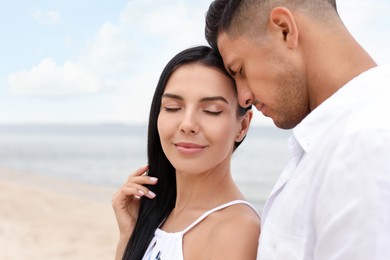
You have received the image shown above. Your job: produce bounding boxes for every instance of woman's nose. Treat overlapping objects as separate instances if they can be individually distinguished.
[180,111,199,134]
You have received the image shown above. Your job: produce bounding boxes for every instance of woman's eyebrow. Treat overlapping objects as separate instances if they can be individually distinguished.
[162,93,229,104]
[161,93,183,100]
[200,96,229,104]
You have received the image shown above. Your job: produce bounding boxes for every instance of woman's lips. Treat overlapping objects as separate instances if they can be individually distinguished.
[174,142,207,154]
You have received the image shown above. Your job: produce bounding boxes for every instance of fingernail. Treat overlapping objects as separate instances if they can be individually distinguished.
[138,190,145,196]
[148,191,156,198]
[149,177,158,182]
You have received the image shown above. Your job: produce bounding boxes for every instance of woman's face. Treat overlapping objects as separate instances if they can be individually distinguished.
[157,63,249,175]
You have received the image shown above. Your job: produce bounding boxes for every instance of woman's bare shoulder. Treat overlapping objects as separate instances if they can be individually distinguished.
[206,203,261,259]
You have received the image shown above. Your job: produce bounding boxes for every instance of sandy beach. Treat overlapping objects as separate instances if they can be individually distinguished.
[0,168,119,260]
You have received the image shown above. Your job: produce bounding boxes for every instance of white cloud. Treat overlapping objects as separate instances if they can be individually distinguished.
[8,19,136,97]
[3,0,293,125]
[8,58,103,96]
[119,0,209,48]
[4,0,389,124]
[110,70,159,124]
[8,0,211,98]
[83,22,137,77]
[29,9,61,25]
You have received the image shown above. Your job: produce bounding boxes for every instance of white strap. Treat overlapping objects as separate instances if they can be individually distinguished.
[181,200,258,234]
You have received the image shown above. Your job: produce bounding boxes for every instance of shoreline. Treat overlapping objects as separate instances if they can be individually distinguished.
[0,168,118,260]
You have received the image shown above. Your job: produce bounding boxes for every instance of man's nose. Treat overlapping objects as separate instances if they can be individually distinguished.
[237,82,254,108]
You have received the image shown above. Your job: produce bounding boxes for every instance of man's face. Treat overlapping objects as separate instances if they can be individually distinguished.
[217,32,310,129]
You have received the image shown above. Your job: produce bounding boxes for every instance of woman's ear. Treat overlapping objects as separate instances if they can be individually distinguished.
[268,7,299,49]
[235,109,253,142]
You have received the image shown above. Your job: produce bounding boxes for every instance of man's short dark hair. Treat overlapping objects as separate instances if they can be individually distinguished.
[205,0,338,52]
[205,0,243,51]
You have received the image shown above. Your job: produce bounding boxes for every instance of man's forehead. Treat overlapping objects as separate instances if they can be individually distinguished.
[217,32,235,61]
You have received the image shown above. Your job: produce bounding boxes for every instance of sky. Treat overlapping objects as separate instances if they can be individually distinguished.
[1,0,389,125]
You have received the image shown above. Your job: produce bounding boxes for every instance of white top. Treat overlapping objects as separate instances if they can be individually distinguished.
[257,64,390,260]
[142,200,258,260]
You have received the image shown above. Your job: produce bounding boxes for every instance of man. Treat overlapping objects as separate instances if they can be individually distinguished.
[205,0,390,259]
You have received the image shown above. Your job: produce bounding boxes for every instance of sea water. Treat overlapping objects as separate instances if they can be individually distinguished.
[0,124,291,210]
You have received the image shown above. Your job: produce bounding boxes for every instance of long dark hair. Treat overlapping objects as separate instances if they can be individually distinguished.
[123,46,249,259]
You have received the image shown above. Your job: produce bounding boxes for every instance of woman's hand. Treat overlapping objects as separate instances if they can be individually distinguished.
[112,165,158,241]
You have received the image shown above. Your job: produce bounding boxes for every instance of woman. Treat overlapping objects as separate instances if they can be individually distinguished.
[112,46,260,259]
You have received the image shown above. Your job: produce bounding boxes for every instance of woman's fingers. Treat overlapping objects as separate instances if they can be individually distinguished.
[122,165,158,199]
[129,165,149,178]
[122,184,157,199]
[112,165,158,212]
[126,174,158,187]
[113,166,158,205]
[127,175,158,186]
[113,177,157,204]
[124,176,158,199]
[112,165,157,242]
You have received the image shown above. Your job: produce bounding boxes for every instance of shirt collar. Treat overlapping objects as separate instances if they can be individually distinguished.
[292,64,388,154]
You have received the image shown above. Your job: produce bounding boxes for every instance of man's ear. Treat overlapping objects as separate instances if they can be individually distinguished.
[268,7,299,49]
[235,109,253,142]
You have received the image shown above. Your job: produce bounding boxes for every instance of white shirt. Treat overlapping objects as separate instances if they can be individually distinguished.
[143,200,258,260]
[257,65,390,260]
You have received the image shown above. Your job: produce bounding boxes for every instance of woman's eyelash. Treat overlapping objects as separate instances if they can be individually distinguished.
[163,107,222,115]
[204,110,223,115]
[164,107,180,112]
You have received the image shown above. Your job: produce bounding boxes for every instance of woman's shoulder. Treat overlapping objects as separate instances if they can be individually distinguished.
[206,202,261,259]
[213,202,260,234]
[183,201,260,259]
[218,201,259,217]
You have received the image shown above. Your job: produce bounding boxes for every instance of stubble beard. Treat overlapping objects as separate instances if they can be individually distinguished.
[272,65,310,130]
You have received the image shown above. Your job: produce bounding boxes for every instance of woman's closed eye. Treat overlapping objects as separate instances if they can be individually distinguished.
[164,106,181,112]
[203,104,223,115]
[203,110,223,115]
[164,107,222,115]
